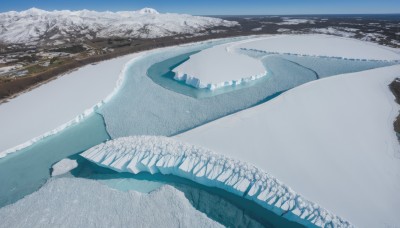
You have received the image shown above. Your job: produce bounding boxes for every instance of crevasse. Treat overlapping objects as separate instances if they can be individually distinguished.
[81,136,353,228]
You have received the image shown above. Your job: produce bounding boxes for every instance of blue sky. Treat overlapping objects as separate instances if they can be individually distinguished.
[0,0,399,15]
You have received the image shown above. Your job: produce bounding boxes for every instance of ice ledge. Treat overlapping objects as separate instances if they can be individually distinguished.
[81,136,353,228]
[173,71,267,90]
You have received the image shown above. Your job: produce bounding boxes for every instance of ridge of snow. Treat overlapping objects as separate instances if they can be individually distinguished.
[0,8,238,44]
[81,135,352,228]
[237,34,400,61]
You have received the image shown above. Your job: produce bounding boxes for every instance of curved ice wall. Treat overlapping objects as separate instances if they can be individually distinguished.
[81,136,353,228]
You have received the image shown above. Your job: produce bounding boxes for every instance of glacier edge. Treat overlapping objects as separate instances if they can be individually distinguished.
[81,136,353,228]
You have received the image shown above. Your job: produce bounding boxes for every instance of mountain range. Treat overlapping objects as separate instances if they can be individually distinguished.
[0,8,238,45]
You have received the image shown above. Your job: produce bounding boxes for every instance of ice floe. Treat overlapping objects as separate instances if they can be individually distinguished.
[172,42,267,90]
[81,136,352,227]
[176,64,400,227]
[51,158,78,176]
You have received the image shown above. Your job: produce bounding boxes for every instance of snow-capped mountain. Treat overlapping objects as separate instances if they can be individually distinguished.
[0,8,238,44]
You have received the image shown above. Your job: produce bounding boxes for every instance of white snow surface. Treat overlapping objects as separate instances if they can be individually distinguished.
[175,64,400,228]
[172,41,267,90]
[0,53,139,157]
[237,34,400,61]
[51,158,78,176]
[0,8,238,44]
[0,178,222,228]
[81,136,352,227]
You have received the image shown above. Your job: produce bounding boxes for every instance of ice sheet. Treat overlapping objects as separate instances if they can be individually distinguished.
[176,64,400,227]
[0,178,223,228]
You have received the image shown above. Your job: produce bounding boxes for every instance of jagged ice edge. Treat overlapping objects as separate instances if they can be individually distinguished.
[81,135,353,228]
[173,71,267,90]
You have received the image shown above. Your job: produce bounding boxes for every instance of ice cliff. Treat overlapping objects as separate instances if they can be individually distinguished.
[81,136,352,228]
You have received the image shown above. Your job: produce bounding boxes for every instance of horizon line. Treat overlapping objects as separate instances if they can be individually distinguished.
[0,7,399,15]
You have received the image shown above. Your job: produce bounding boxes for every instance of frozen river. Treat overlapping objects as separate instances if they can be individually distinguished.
[0,35,398,227]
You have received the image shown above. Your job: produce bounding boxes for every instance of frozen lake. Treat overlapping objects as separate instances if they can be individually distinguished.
[0,35,398,227]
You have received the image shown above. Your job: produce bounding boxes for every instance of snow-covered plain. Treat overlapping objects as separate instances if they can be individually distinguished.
[0,178,223,228]
[238,34,400,61]
[172,42,267,90]
[0,8,238,44]
[175,64,400,227]
[0,53,138,157]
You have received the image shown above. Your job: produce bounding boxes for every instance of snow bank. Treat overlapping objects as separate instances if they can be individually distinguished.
[237,34,400,61]
[172,42,267,90]
[0,53,139,158]
[0,178,222,228]
[81,136,351,227]
[176,64,400,227]
[51,159,78,176]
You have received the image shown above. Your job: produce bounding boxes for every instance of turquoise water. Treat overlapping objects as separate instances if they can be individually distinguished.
[278,54,395,78]
[147,51,271,98]
[239,48,395,79]
[148,47,394,101]
[101,43,394,139]
[70,157,308,228]
[99,42,318,138]
[0,113,109,207]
